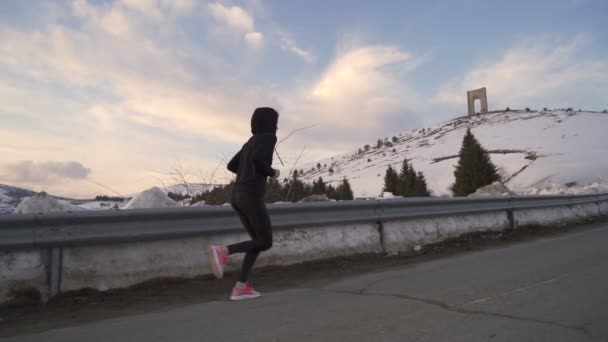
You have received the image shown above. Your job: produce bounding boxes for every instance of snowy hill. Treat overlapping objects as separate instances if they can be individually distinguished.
[125,183,220,199]
[0,182,221,214]
[0,184,36,214]
[294,110,608,197]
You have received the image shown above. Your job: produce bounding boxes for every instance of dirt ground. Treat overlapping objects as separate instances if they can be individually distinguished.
[0,219,604,337]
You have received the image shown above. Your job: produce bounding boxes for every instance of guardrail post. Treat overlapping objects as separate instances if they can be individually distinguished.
[46,247,63,298]
[376,221,386,254]
[507,209,515,230]
[507,195,516,230]
[375,200,387,254]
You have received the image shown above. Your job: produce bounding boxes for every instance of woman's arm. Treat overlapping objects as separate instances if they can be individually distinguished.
[227,150,242,174]
[252,135,277,177]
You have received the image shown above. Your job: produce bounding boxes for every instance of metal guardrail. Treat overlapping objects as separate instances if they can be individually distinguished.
[1,194,607,251]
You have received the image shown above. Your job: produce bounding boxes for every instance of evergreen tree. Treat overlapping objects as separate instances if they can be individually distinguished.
[312,177,326,195]
[382,165,399,195]
[286,170,307,202]
[336,178,354,200]
[191,181,235,205]
[326,184,337,200]
[405,166,417,197]
[265,177,284,203]
[396,159,414,196]
[414,171,430,197]
[451,129,500,196]
[395,158,431,197]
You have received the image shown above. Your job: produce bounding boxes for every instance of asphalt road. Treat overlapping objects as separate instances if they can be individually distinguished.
[2,223,608,342]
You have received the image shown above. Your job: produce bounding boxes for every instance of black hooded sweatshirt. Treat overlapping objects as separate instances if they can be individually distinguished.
[227,107,278,195]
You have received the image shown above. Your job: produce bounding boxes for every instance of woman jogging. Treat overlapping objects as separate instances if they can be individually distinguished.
[208,107,281,301]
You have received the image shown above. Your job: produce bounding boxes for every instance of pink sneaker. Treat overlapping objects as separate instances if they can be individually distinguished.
[230,283,261,301]
[208,245,228,279]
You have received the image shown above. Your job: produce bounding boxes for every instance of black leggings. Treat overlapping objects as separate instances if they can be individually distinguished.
[226,190,273,283]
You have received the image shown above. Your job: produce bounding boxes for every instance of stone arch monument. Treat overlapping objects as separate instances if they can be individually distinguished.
[467,87,488,117]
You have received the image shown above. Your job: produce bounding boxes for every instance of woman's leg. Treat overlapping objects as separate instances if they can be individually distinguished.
[227,197,273,283]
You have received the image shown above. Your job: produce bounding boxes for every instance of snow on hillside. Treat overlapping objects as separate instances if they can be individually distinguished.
[163,183,220,195]
[0,184,36,214]
[15,192,84,214]
[78,201,123,210]
[124,183,220,199]
[0,183,213,214]
[294,110,608,197]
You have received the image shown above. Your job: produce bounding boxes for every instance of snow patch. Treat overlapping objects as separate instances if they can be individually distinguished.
[521,180,608,195]
[376,192,404,200]
[122,187,179,209]
[469,182,515,197]
[78,201,122,210]
[14,192,85,214]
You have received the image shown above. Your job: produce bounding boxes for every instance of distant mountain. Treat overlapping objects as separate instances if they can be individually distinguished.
[0,184,36,214]
[125,183,223,199]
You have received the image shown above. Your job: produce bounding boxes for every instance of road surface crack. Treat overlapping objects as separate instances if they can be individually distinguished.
[323,289,599,340]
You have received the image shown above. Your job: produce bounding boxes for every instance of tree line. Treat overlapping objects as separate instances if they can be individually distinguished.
[190,170,354,205]
[382,128,500,197]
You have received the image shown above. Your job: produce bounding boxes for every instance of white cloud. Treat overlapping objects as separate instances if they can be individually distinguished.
[120,0,163,20]
[276,44,424,159]
[73,0,134,37]
[279,31,315,63]
[434,36,608,109]
[244,31,264,48]
[208,3,254,33]
[207,2,268,50]
[311,46,412,102]
[163,0,196,12]
[0,1,424,196]
[0,1,280,196]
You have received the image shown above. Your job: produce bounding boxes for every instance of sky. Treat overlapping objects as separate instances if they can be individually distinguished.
[0,0,607,198]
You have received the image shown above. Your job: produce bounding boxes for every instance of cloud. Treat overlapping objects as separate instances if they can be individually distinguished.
[207,2,268,50]
[277,44,425,158]
[0,1,421,195]
[244,31,264,48]
[208,3,254,33]
[2,161,91,183]
[73,0,134,36]
[0,1,268,144]
[120,0,163,20]
[164,0,196,12]
[279,31,315,63]
[433,35,608,109]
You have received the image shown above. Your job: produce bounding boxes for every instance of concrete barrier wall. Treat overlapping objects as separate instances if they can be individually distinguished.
[514,203,600,228]
[257,223,381,267]
[60,223,381,293]
[2,200,607,305]
[383,212,509,254]
[0,250,47,302]
[599,201,608,216]
[61,233,234,292]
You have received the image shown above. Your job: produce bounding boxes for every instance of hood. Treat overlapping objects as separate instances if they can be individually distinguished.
[251,107,279,135]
